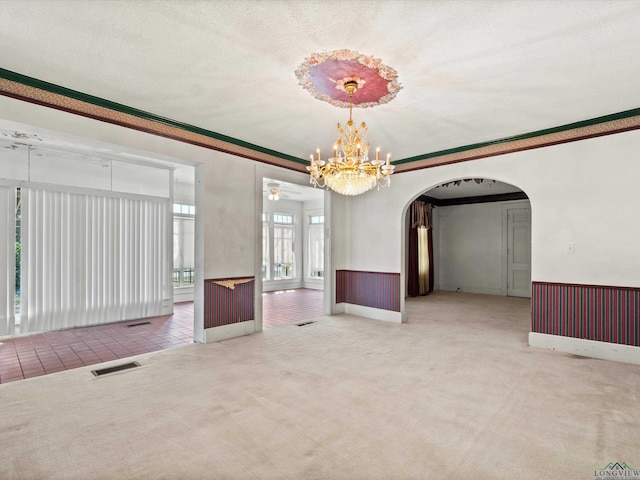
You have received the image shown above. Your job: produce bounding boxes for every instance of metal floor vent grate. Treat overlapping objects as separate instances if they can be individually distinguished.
[92,362,141,377]
[125,321,151,328]
[296,321,316,326]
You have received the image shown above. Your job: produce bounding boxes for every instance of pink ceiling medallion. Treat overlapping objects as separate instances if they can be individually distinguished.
[295,49,402,108]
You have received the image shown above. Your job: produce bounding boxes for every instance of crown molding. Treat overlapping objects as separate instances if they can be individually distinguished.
[2,68,639,175]
[0,68,309,172]
[393,108,640,173]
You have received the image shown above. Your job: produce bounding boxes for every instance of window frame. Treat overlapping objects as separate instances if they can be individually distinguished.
[173,203,195,289]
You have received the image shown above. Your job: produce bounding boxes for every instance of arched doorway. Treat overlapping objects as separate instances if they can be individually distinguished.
[404,178,531,300]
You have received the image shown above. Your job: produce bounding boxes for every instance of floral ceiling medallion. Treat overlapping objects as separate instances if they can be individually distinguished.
[295,49,402,108]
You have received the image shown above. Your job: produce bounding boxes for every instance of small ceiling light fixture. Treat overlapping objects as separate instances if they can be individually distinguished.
[267,183,281,201]
[307,78,394,196]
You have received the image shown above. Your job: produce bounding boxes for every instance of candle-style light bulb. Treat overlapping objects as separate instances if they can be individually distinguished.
[386,153,391,166]
[376,147,380,161]
[316,148,321,161]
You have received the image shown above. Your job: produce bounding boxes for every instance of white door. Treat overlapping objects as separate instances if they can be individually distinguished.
[507,207,531,298]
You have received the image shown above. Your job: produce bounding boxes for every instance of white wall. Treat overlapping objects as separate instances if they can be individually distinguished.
[326,192,348,314]
[173,166,195,204]
[347,129,640,312]
[437,200,529,295]
[201,153,257,280]
[438,202,503,295]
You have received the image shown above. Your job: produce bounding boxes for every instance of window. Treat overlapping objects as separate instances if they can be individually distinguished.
[173,203,195,288]
[308,215,324,278]
[273,213,295,279]
[173,203,195,215]
[273,213,293,224]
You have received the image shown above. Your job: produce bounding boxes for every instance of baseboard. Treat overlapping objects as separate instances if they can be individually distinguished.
[173,289,194,303]
[529,332,640,366]
[438,285,505,296]
[204,320,256,343]
[343,303,404,323]
[302,280,324,290]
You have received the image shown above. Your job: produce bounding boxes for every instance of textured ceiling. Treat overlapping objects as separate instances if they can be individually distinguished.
[1,0,640,166]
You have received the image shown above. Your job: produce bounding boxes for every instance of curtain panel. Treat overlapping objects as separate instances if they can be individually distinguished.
[408,201,434,297]
[21,187,169,334]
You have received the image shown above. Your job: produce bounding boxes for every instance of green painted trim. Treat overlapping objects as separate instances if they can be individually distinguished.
[0,67,308,166]
[3,67,640,168]
[393,107,640,165]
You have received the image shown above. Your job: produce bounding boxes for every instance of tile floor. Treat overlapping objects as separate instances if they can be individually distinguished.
[0,288,324,384]
[262,288,324,328]
[0,302,193,384]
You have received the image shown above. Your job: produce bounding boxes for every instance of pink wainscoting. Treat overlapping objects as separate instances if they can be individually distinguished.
[532,281,640,346]
[336,270,401,312]
[204,278,255,329]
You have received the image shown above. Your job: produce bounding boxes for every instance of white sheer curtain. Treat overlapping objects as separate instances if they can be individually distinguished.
[21,187,169,334]
[308,223,324,278]
[173,215,195,285]
[0,185,16,336]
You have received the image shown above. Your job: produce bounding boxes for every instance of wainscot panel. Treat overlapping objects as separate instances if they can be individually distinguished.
[204,277,255,329]
[532,281,640,346]
[336,270,401,312]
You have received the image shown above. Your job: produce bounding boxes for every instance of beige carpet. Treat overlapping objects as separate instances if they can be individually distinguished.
[1,292,639,479]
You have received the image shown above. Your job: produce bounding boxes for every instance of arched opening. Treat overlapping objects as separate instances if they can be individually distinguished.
[402,177,532,333]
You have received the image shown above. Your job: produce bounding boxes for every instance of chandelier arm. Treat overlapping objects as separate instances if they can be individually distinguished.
[307,76,393,196]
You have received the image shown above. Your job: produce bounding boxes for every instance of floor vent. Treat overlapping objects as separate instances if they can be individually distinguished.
[125,321,151,328]
[92,362,140,377]
[296,321,316,326]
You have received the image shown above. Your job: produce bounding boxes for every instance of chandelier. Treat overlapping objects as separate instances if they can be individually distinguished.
[307,78,394,196]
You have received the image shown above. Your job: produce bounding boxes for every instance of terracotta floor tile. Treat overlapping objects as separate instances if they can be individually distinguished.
[1,290,323,384]
[96,353,118,362]
[62,361,85,369]
[39,359,63,367]
[19,362,43,371]
[77,353,100,360]
[44,366,66,374]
